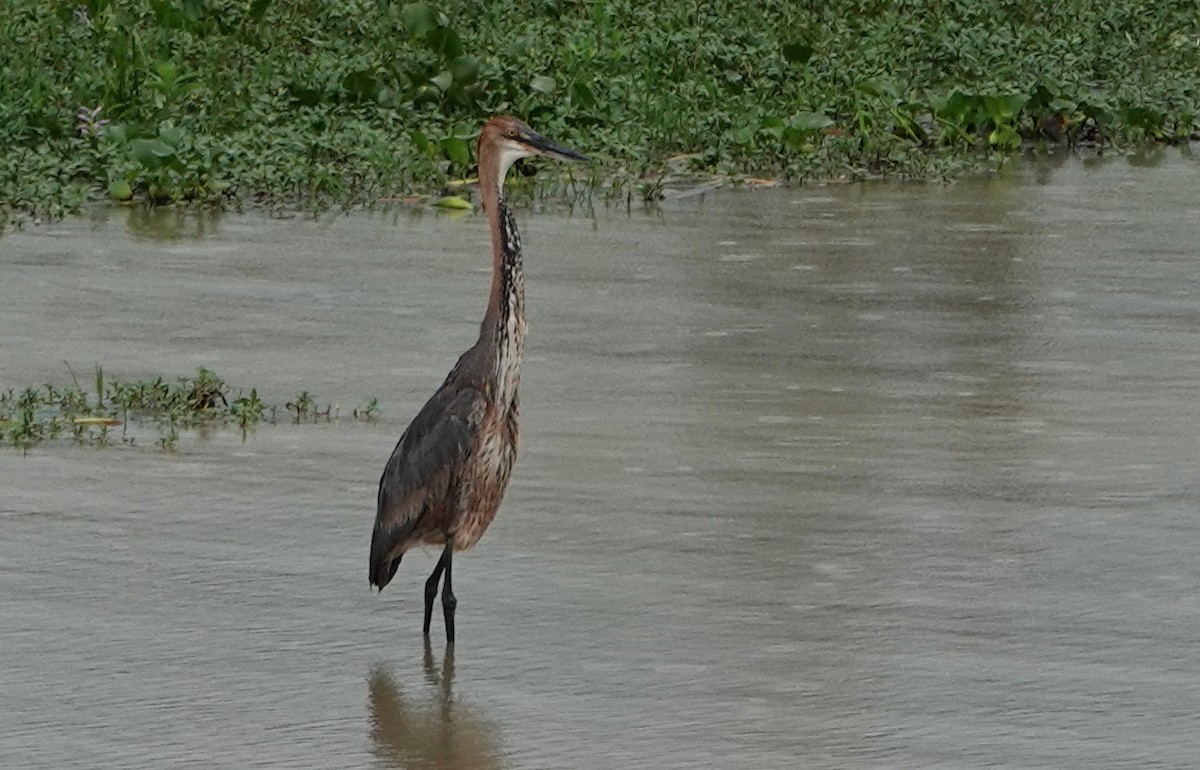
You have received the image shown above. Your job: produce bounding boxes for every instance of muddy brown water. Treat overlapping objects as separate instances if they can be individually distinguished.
[2,151,1199,768]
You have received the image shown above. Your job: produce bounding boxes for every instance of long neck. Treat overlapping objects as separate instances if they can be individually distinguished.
[478,151,527,399]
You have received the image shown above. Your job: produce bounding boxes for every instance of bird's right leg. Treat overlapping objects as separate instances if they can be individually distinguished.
[423,545,450,636]
[441,546,456,647]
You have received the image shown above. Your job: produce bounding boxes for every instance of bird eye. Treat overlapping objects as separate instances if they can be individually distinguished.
[506,127,517,138]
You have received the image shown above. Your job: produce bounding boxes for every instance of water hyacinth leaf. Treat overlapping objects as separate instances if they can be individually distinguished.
[247,0,271,22]
[791,111,834,131]
[988,125,1021,149]
[410,130,430,153]
[104,123,128,143]
[855,78,899,99]
[782,126,813,147]
[934,91,972,120]
[440,136,470,165]
[432,195,472,209]
[287,82,323,106]
[782,42,813,63]
[569,81,596,108]
[130,138,175,168]
[108,180,133,201]
[449,121,476,140]
[449,56,481,85]
[425,28,463,59]
[430,70,453,91]
[144,138,175,157]
[1120,106,1164,132]
[759,115,785,140]
[983,93,1027,123]
[155,61,180,84]
[343,70,376,98]
[158,126,185,147]
[400,3,438,39]
[530,75,556,93]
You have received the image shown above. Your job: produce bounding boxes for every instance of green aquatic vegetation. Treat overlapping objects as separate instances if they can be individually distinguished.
[0,365,377,451]
[354,398,382,422]
[0,0,1197,225]
[283,390,340,423]
[229,388,265,431]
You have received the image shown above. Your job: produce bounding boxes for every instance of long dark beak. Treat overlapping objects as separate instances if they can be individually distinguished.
[526,132,590,163]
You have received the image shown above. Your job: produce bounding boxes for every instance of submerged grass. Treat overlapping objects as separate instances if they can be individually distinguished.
[0,365,380,452]
[1,0,1198,224]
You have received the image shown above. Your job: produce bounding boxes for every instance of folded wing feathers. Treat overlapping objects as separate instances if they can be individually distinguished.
[369,385,485,588]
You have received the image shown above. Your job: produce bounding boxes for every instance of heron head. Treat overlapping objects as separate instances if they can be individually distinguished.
[481,116,589,182]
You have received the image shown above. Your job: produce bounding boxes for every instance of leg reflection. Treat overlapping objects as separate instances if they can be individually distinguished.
[422,635,456,700]
[368,647,501,770]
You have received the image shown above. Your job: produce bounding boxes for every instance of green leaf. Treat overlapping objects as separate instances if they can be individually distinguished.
[400,3,438,39]
[155,60,177,79]
[934,91,980,123]
[530,75,556,93]
[104,123,129,144]
[988,125,1021,149]
[108,180,133,201]
[759,123,785,140]
[430,70,453,91]
[791,111,834,131]
[569,81,596,108]
[449,56,481,85]
[410,130,430,153]
[983,94,1026,123]
[343,69,380,99]
[432,195,472,210]
[247,0,271,22]
[158,126,185,148]
[440,136,470,165]
[130,138,176,168]
[782,42,813,64]
[855,78,898,99]
[782,126,811,147]
[287,82,323,106]
[425,28,463,59]
[1120,106,1163,131]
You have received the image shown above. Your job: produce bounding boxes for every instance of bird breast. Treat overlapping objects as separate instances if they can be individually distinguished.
[455,403,518,550]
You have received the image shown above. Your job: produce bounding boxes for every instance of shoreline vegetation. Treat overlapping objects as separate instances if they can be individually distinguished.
[1,1,1198,226]
[0,365,380,451]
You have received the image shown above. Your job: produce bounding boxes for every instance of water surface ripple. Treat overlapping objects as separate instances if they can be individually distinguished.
[3,152,1199,768]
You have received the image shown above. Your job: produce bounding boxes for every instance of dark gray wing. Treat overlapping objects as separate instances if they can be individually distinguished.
[369,384,485,589]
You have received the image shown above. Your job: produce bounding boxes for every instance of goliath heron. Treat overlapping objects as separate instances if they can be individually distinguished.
[369,116,588,645]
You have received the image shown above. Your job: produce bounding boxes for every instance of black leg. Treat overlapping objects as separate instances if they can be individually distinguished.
[442,546,457,646]
[423,546,449,636]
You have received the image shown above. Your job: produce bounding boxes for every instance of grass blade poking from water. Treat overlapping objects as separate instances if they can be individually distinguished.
[0,366,380,452]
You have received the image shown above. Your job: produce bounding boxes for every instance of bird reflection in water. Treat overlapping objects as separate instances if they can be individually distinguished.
[368,640,504,770]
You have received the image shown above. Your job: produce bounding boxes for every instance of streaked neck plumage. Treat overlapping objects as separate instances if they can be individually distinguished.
[478,143,527,404]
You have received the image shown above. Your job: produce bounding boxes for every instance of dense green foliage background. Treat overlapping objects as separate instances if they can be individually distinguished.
[1,0,1197,222]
